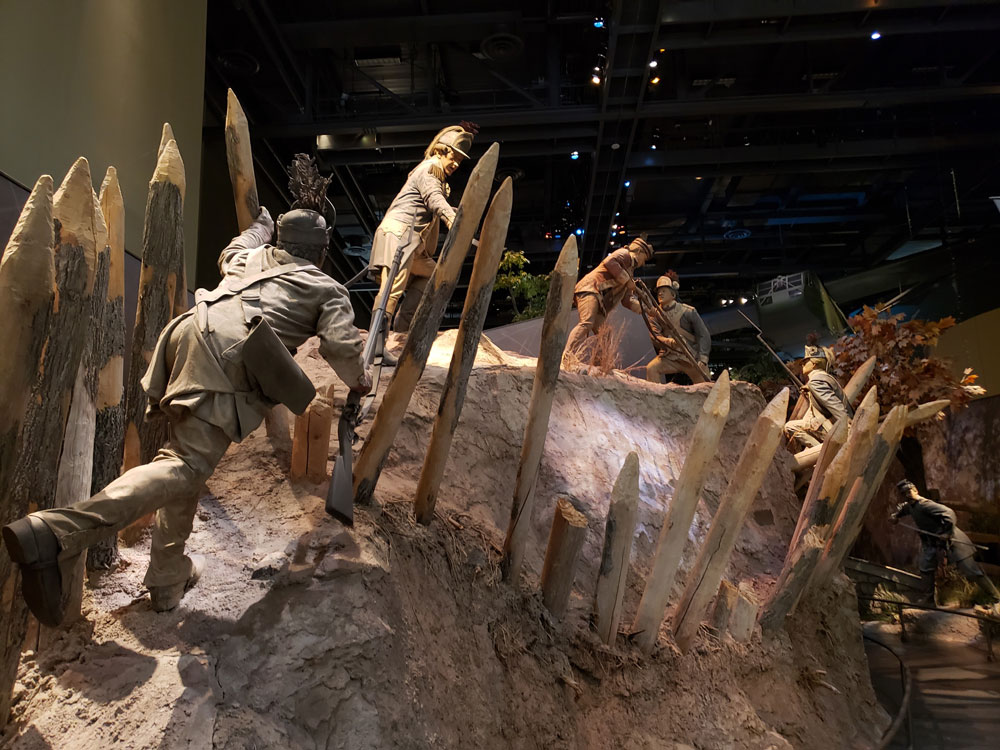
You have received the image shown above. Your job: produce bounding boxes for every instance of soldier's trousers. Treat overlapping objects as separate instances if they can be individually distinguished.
[918,542,1000,602]
[566,292,607,355]
[646,352,704,384]
[373,262,411,320]
[32,412,231,589]
[783,417,825,448]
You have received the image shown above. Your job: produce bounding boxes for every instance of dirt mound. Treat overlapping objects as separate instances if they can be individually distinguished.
[3,334,887,749]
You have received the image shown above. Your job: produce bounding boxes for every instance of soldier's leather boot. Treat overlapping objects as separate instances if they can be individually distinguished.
[148,554,205,612]
[2,516,67,627]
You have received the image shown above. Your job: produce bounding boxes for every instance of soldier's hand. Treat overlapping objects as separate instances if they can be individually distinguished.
[351,367,373,395]
[660,337,677,349]
[626,296,642,314]
[889,515,899,525]
[257,205,274,230]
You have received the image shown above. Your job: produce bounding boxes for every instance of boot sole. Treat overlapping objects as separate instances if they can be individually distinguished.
[2,517,66,627]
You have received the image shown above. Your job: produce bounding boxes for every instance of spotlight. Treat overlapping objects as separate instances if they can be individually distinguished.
[554,233,562,239]
[651,144,657,150]
[624,180,631,188]
[575,228,584,236]
[650,76,661,85]
[659,48,665,53]
[649,60,658,69]
[694,176,703,180]
[591,74,602,85]
[594,18,605,29]
[740,296,748,305]
[870,30,881,40]
[570,151,579,160]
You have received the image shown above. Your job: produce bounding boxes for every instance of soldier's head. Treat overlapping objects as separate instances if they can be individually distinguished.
[656,271,680,306]
[896,479,919,502]
[276,209,331,265]
[802,334,831,375]
[628,237,653,267]
[426,126,474,176]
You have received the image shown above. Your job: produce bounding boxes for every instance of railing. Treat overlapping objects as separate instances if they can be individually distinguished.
[860,596,996,662]
[863,632,913,750]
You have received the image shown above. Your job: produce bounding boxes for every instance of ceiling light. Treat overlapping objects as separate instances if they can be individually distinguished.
[591,74,601,85]
[650,76,661,85]
[575,228,584,236]
[624,180,631,188]
[570,151,579,160]
[694,176,703,180]
[649,60,658,68]
[659,48,665,53]
[594,18,605,29]
[739,296,748,305]
[870,30,881,40]
[650,144,657,150]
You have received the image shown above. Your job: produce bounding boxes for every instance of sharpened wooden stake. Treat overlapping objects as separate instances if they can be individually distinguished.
[2,159,96,721]
[500,236,579,582]
[225,89,260,232]
[787,417,848,561]
[759,527,825,633]
[0,175,55,728]
[290,389,335,483]
[121,138,186,545]
[729,584,759,642]
[672,388,789,653]
[353,143,500,506]
[157,122,176,160]
[541,498,589,620]
[710,580,739,634]
[414,179,512,524]
[87,168,127,572]
[593,452,640,645]
[843,356,876,404]
[632,371,731,652]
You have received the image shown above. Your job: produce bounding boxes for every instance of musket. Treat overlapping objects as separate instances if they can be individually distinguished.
[736,308,804,394]
[633,279,711,383]
[896,522,988,551]
[326,241,405,525]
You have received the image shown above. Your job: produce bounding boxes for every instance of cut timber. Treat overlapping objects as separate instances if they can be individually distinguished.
[843,356,876,404]
[121,138,185,544]
[414,178,512,524]
[710,580,739,634]
[632,371,731,653]
[672,388,789,653]
[814,406,908,582]
[788,417,848,560]
[729,584,759,643]
[306,396,334,484]
[225,89,260,232]
[825,388,880,538]
[290,409,310,480]
[88,168,127,572]
[500,235,578,581]
[353,143,499,506]
[540,498,589,620]
[593,452,639,645]
[2,158,96,725]
[265,406,292,457]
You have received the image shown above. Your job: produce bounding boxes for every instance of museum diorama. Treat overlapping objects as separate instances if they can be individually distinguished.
[2,2,1000,748]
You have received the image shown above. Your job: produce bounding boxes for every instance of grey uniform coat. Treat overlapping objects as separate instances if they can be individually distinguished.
[804,370,853,425]
[649,301,711,362]
[141,217,366,442]
[369,158,456,275]
[893,496,977,564]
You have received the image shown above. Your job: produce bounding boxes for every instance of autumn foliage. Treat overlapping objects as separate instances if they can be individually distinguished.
[830,306,984,413]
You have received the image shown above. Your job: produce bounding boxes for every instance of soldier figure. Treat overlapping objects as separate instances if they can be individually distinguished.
[891,479,1000,605]
[3,204,371,626]
[566,237,653,356]
[644,271,711,384]
[369,124,475,339]
[783,340,853,448]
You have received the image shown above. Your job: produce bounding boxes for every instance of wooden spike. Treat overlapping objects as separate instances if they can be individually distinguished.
[759,527,824,633]
[157,122,176,160]
[414,178,513,524]
[500,235,579,582]
[225,89,260,232]
[353,143,500,507]
[826,387,879,535]
[843,355,876,404]
[905,399,950,427]
[632,370,732,653]
[540,498,589,620]
[593,452,640,645]
[121,139,186,543]
[53,157,98,294]
[788,417,849,557]
[672,388,789,653]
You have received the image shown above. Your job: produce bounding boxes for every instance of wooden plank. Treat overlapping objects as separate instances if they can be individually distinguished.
[306,396,334,484]
[631,371,731,652]
[540,498,589,620]
[593,452,640,645]
[710,580,738,634]
[729,584,759,642]
[290,408,311,480]
[671,388,789,653]
[414,178,512,524]
[499,235,578,581]
[120,138,185,544]
[353,143,499,507]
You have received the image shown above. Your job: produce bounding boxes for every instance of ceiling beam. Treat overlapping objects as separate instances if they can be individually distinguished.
[282,12,524,48]
[658,1,998,26]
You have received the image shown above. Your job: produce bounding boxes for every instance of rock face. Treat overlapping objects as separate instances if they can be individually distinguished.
[5,334,887,749]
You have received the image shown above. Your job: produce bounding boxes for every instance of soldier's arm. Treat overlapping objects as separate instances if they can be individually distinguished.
[218,207,275,275]
[415,165,457,229]
[316,280,367,390]
[807,376,848,421]
[890,502,911,522]
[687,309,712,363]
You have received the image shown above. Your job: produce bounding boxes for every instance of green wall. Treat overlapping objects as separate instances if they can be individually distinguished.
[0,0,208,281]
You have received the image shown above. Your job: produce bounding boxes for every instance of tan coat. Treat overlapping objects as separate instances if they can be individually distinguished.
[141,218,365,442]
[573,248,639,312]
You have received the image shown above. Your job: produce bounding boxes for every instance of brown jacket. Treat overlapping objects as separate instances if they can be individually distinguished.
[574,248,639,311]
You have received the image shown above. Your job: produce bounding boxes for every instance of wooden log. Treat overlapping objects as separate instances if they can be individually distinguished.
[787,417,849,560]
[826,387,880,536]
[414,179,512,524]
[87,168,127,572]
[814,405,908,582]
[843,355,876,404]
[225,89,260,232]
[759,526,826,634]
[353,143,499,506]
[2,158,96,725]
[499,236,579,581]
[306,396,334,484]
[789,392,808,422]
[540,498,589,620]
[709,580,738,634]
[290,408,310,480]
[631,371,732,653]
[672,388,789,653]
[121,139,185,544]
[592,452,640,645]
[729,583,759,642]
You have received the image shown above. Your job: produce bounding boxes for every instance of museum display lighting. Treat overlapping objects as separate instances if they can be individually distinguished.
[570,151,579,160]
[648,60,658,68]
[650,76,660,85]
[575,228,584,236]
[870,30,881,40]
[624,180,631,188]
[591,74,602,85]
[740,297,748,305]
[593,17,605,29]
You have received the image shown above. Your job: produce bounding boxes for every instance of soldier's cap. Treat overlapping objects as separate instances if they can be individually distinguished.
[276,208,330,247]
[803,344,834,363]
[628,237,653,258]
[429,126,474,160]
[656,271,680,292]
[896,479,917,494]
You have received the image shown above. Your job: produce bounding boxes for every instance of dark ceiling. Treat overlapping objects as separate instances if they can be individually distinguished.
[201,0,1000,344]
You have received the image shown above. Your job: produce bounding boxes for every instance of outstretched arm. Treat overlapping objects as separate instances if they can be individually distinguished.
[218,207,274,275]
[415,164,457,229]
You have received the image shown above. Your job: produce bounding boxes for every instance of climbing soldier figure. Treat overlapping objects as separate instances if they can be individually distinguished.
[892,479,1000,606]
[565,237,654,360]
[644,271,711,384]
[783,336,853,448]
[3,159,371,626]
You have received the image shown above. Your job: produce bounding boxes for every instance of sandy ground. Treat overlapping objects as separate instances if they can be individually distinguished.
[3,334,888,749]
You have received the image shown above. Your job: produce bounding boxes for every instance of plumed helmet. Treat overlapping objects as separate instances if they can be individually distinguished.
[425,125,474,160]
[628,237,653,259]
[276,208,330,248]
[656,270,680,292]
